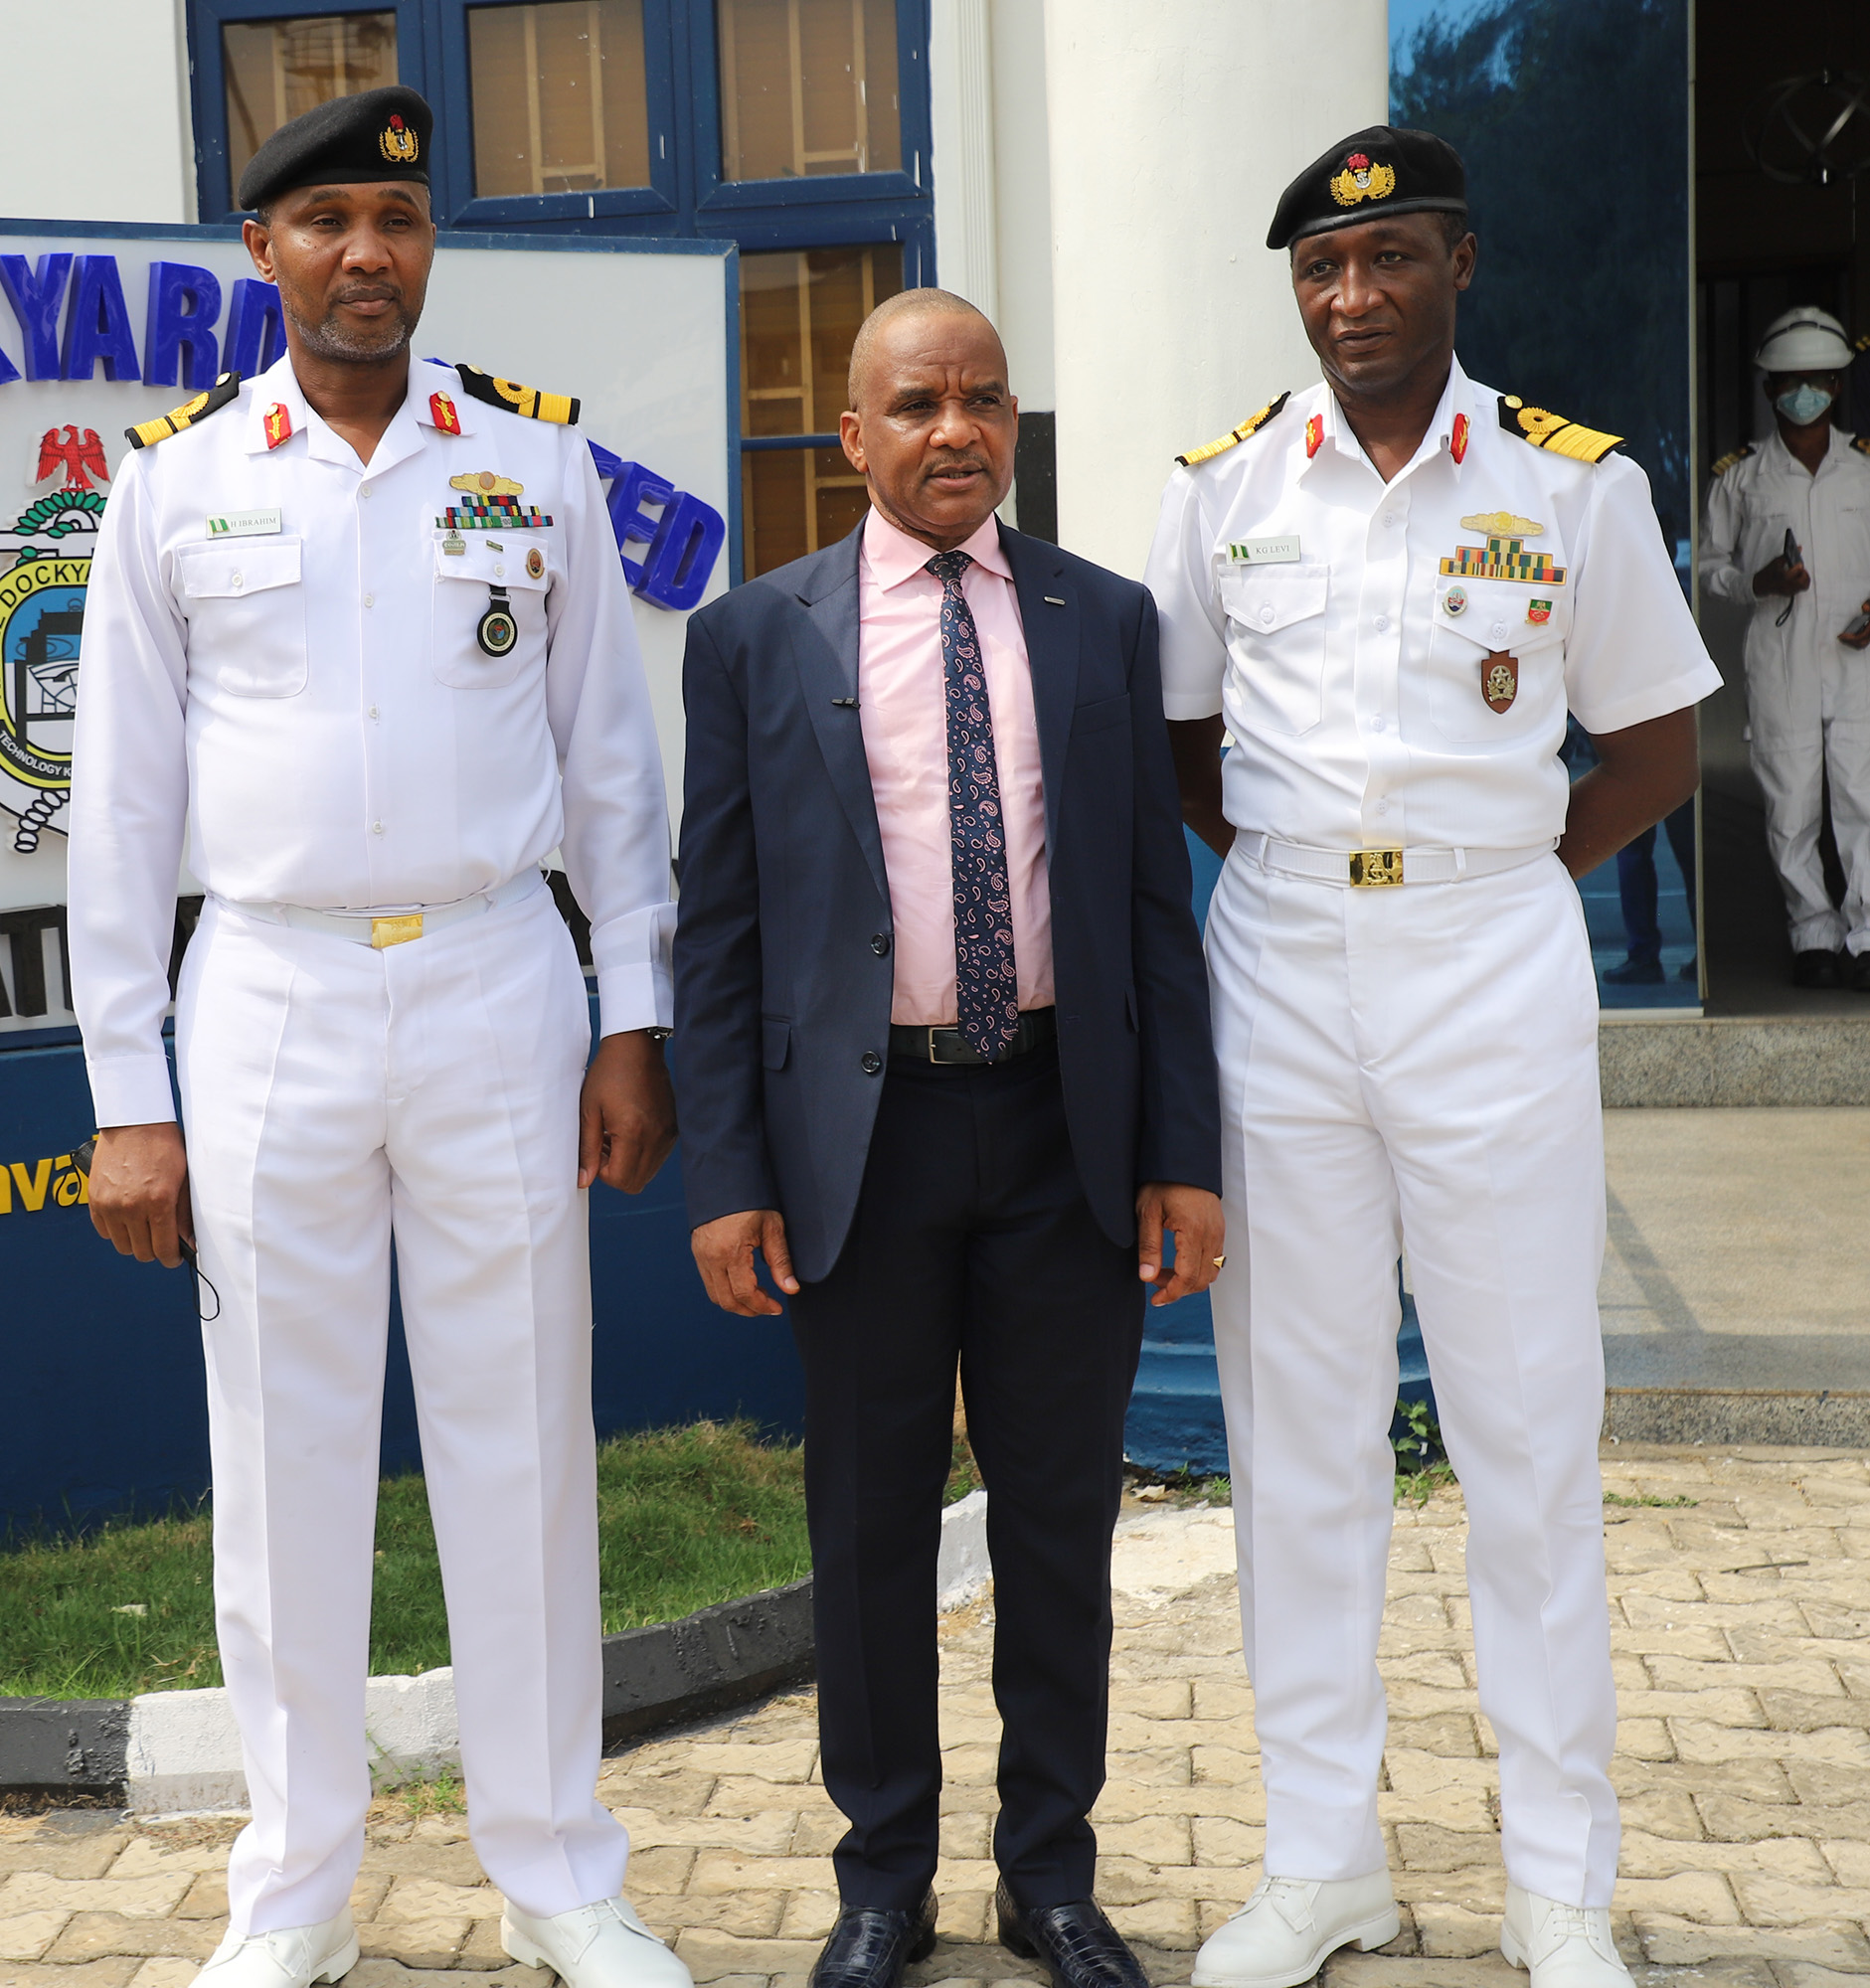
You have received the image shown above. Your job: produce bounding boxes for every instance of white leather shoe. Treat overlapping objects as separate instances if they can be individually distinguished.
[1191,1872,1400,1988]
[194,1909,358,1987]
[1500,1886,1632,1988]
[502,1895,695,1988]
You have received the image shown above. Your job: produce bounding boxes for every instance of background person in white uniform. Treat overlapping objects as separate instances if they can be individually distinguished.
[1699,306,1870,990]
[69,88,690,1988]
[1144,126,1721,1988]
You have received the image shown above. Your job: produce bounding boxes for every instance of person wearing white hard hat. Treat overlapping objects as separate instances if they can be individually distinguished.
[1700,304,1870,989]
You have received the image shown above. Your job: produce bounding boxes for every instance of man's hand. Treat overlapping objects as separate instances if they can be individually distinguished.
[1136,1182,1226,1307]
[578,1030,677,1193]
[1754,554,1810,599]
[692,1208,799,1317]
[89,1122,192,1269]
[1841,600,1870,652]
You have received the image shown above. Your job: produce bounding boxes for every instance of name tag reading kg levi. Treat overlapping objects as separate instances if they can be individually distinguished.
[1229,537,1300,566]
[207,509,282,539]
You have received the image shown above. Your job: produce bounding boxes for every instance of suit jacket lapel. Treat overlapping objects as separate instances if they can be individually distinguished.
[793,526,891,908]
[1001,522,1079,860]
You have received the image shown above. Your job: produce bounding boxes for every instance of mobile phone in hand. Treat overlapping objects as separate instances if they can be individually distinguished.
[1844,608,1870,642]
[1784,527,1801,568]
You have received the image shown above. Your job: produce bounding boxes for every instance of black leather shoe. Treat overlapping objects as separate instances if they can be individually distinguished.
[808,1892,936,1988]
[1603,954,1664,986]
[1792,948,1843,988]
[995,1884,1148,1988]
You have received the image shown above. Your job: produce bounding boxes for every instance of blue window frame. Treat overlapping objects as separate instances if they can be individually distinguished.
[188,0,934,269]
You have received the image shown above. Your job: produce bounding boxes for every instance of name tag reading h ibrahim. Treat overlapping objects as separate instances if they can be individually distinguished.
[207,510,283,539]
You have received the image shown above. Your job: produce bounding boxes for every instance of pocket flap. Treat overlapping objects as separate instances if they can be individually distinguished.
[1220,566,1328,635]
[1434,574,1569,655]
[762,1017,791,1071]
[1071,691,1130,737]
[433,532,550,590]
[177,537,302,599]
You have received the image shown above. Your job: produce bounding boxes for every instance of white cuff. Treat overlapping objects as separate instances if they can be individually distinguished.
[595,958,672,1039]
[85,1052,178,1128]
[1162,688,1226,721]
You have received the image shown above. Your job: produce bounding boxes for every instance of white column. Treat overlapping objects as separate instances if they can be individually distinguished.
[930,0,1000,321]
[0,0,196,225]
[1042,0,1389,578]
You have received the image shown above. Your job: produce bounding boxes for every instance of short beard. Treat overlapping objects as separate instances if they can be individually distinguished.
[283,292,418,364]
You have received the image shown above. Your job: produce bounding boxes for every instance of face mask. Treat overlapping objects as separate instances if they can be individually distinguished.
[1776,382,1835,427]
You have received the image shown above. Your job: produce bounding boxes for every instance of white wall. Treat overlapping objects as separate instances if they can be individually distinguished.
[1043,0,1389,579]
[0,0,195,225]
[988,0,1054,414]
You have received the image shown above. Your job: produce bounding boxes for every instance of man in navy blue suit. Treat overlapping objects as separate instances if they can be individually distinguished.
[674,290,1223,1988]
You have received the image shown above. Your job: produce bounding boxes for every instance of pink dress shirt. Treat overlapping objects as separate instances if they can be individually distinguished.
[857,507,1056,1027]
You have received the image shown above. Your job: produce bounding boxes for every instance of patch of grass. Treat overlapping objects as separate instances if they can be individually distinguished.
[1392,1400,1457,1507]
[373,1771,469,1822]
[1604,1491,1698,1509]
[0,1420,809,1701]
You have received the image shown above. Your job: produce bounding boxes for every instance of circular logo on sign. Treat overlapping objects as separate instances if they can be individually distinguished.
[525,547,545,580]
[1444,583,1468,616]
[0,491,103,850]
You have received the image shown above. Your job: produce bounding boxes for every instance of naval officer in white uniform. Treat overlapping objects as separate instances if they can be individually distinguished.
[69,87,692,1988]
[1143,127,1721,1988]
[1699,305,1870,989]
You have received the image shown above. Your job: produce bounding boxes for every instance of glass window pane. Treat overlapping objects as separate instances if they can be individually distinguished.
[738,245,902,577]
[224,13,399,204]
[718,0,901,182]
[468,0,651,198]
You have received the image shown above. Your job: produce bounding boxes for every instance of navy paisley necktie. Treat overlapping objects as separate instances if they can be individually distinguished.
[928,550,1020,1062]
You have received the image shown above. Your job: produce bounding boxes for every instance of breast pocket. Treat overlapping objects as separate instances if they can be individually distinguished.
[1427,573,1571,744]
[1218,565,1330,736]
[431,532,551,689]
[176,538,307,698]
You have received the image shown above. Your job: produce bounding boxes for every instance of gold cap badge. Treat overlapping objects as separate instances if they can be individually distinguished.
[1329,152,1397,208]
[380,113,419,165]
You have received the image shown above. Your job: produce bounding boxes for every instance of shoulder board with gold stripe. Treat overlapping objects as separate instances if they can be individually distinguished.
[1497,395,1620,464]
[1855,333,1870,353]
[1175,392,1291,468]
[1854,435,1870,457]
[1711,444,1755,476]
[454,363,580,425]
[124,371,242,450]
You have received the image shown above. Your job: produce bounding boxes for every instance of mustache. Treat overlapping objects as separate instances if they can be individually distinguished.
[332,283,403,306]
[924,456,990,476]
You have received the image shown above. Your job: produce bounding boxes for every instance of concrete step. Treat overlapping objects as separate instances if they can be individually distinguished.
[1601,1012,1870,1105]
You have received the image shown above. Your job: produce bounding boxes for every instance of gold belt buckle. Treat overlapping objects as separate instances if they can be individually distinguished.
[1349,849,1404,888]
[370,913,425,948]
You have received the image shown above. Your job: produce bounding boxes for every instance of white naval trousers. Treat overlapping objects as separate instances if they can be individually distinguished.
[1204,846,1618,1907]
[174,878,628,1936]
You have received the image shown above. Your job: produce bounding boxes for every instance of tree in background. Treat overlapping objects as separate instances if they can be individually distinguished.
[1393,0,1691,564]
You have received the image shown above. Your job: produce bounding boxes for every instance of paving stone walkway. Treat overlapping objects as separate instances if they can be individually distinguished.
[8,1445,1870,1987]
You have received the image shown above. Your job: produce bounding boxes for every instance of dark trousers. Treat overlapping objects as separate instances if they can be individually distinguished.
[788,1040,1143,1910]
[1616,798,1698,964]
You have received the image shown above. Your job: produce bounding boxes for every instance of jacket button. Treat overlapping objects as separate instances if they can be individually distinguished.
[871,933,891,956]
[860,1051,883,1075]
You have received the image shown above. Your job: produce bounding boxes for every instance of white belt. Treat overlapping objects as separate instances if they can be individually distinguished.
[221,870,545,948]
[1240,833,1556,889]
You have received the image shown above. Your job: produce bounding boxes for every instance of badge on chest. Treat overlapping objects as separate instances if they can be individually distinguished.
[1482,652,1519,713]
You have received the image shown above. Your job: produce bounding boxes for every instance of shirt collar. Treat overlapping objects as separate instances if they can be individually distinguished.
[862,505,1011,590]
[1303,356,1478,484]
[241,354,477,459]
[1761,420,1835,475]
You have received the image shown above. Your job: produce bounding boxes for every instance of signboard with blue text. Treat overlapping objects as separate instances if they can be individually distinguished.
[0,224,792,1533]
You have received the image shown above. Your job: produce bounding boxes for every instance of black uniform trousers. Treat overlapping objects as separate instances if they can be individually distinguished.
[788,1038,1144,1911]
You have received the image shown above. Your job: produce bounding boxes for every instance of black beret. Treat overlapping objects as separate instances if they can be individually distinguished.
[1267,125,1466,251]
[238,84,432,213]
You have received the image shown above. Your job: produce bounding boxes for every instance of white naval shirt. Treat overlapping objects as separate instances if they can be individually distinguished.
[1144,359,1721,853]
[69,353,675,1128]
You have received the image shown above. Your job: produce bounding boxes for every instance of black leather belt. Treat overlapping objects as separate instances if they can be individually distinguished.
[890,1007,1058,1066]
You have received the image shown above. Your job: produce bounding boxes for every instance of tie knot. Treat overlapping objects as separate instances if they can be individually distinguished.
[927,550,972,587]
